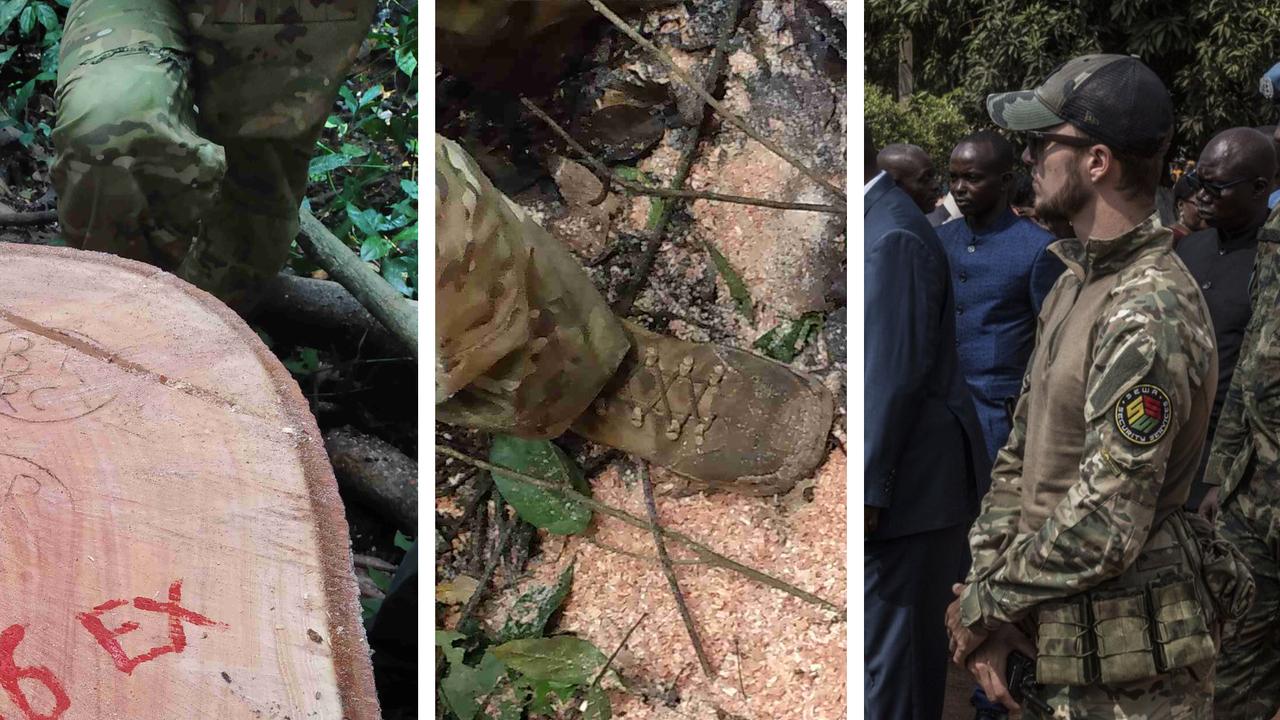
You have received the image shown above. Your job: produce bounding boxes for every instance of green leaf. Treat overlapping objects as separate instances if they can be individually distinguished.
[339,142,368,157]
[6,79,35,116]
[393,530,413,552]
[33,1,55,29]
[381,255,416,297]
[436,630,468,668]
[282,347,320,375]
[395,46,417,77]
[584,686,611,720]
[492,636,606,685]
[338,85,359,114]
[359,596,382,623]
[0,0,27,35]
[308,153,353,177]
[359,84,383,108]
[18,3,34,35]
[400,178,418,200]
[441,651,505,720]
[360,236,394,262]
[498,562,574,642]
[489,436,591,535]
[346,204,386,236]
[0,46,17,67]
[753,312,824,362]
[368,568,392,593]
[704,242,754,322]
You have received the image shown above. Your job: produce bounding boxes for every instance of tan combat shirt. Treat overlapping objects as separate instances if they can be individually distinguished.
[959,213,1217,629]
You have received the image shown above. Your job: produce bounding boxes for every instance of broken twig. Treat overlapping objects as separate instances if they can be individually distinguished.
[615,0,743,315]
[435,445,844,616]
[522,99,842,215]
[643,463,714,677]
[589,612,648,694]
[0,210,57,226]
[585,0,846,206]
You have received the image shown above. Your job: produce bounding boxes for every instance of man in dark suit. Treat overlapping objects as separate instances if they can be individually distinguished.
[865,134,990,720]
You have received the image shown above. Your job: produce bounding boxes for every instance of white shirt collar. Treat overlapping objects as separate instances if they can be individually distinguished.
[864,170,887,196]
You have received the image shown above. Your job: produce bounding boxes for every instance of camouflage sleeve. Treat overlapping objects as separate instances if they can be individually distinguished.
[1203,357,1250,487]
[958,293,1213,629]
[965,369,1031,582]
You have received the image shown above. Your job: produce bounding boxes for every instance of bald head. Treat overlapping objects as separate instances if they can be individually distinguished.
[1194,127,1276,233]
[877,143,936,212]
[1201,127,1277,183]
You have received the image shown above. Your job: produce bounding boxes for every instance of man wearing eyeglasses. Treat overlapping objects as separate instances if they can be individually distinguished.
[943,55,1235,717]
[1196,64,1280,720]
[1175,129,1275,517]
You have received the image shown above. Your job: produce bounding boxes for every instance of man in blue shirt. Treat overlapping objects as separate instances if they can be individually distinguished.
[938,131,1063,464]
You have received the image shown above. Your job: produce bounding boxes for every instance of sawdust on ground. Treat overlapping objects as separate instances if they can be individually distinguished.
[516,450,847,720]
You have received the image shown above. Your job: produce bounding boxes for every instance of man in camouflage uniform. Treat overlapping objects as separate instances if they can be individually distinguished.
[945,55,1228,718]
[435,134,834,493]
[52,0,378,312]
[1199,67,1280,720]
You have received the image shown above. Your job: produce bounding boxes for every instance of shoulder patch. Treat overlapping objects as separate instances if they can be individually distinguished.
[1114,384,1172,445]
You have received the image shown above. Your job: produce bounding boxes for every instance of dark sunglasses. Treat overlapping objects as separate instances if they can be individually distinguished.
[1184,169,1252,199]
[1025,131,1096,163]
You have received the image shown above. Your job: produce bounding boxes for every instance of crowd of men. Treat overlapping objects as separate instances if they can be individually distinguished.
[865,55,1280,719]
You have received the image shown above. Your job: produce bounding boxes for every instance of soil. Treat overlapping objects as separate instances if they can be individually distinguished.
[436,0,847,717]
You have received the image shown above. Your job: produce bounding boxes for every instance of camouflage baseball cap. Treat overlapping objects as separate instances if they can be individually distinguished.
[987,54,1173,156]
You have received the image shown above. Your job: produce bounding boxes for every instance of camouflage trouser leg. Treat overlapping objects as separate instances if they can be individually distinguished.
[435,135,630,438]
[1213,493,1280,720]
[52,0,377,311]
[1024,663,1214,719]
[52,0,222,270]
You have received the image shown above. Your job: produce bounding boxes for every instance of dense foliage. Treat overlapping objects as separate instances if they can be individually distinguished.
[0,0,418,298]
[867,0,1280,158]
[865,84,973,172]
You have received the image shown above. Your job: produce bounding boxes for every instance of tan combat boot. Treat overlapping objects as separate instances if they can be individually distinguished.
[571,321,834,495]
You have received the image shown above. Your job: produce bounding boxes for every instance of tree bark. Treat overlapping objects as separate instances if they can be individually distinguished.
[325,426,418,535]
[296,207,418,359]
[258,274,404,357]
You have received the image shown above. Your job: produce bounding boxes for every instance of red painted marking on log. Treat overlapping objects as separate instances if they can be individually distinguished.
[0,624,71,720]
[77,580,226,675]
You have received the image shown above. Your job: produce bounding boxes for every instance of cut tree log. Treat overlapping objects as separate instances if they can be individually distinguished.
[0,244,379,719]
[325,425,418,535]
[296,207,418,359]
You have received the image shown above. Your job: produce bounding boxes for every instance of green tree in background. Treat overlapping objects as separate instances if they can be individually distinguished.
[866,0,1280,158]
[865,84,972,172]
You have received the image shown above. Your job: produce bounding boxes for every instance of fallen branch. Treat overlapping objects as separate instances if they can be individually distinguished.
[642,463,713,677]
[458,518,516,628]
[589,612,647,694]
[436,445,844,616]
[615,0,742,315]
[521,99,842,215]
[324,426,418,535]
[0,210,57,226]
[258,274,403,357]
[353,553,397,572]
[296,207,417,358]
[585,0,846,206]
[584,536,705,566]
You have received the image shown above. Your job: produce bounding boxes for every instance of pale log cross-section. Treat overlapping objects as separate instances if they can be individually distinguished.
[0,245,379,719]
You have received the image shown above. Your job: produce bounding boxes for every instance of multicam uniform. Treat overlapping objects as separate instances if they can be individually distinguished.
[957,214,1225,717]
[1203,206,1280,719]
[52,0,378,310]
[434,135,833,494]
[435,134,630,438]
